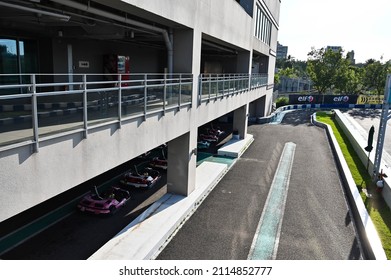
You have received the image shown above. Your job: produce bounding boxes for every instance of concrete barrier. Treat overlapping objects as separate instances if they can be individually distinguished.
[334,110,391,209]
[312,113,387,260]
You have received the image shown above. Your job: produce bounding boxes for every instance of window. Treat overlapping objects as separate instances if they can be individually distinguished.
[253,3,272,45]
[0,38,38,89]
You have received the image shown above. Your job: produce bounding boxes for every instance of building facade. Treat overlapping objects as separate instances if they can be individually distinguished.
[0,0,280,223]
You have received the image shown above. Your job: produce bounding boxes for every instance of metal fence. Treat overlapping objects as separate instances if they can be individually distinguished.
[0,72,268,152]
[0,73,192,151]
[198,73,268,102]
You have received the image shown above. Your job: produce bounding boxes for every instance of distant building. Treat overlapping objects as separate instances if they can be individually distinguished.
[277,41,288,59]
[326,46,342,52]
[327,46,355,64]
[347,50,355,65]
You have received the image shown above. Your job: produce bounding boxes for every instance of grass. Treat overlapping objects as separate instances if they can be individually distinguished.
[316,111,391,259]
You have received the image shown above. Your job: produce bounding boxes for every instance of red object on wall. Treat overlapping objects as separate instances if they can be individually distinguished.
[103,54,130,85]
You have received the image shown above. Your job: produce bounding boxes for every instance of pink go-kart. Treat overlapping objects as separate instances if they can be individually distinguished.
[78,186,131,215]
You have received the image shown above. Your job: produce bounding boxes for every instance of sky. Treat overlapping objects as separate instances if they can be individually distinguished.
[277,0,391,63]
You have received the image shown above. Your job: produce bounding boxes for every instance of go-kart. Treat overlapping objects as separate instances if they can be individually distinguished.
[121,167,161,188]
[199,133,218,142]
[149,157,168,170]
[77,186,131,215]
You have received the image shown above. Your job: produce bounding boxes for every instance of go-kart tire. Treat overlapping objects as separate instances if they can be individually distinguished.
[109,206,116,215]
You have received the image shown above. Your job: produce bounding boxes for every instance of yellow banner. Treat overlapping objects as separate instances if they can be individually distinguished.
[357,95,384,104]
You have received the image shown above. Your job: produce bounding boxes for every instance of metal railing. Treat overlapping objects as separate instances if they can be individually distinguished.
[0,73,192,151]
[198,73,268,102]
[0,72,268,152]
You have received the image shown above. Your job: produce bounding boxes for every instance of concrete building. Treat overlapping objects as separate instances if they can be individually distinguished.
[0,0,280,224]
[326,45,342,53]
[347,50,356,65]
[276,41,288,59]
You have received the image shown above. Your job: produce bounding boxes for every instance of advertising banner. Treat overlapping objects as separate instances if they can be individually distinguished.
[323,95,358,104]
[289,95,319,104]
[289,95,357,104]
[357,95,384,104]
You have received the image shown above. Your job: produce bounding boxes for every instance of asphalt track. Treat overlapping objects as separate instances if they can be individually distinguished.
[157,110,362,260]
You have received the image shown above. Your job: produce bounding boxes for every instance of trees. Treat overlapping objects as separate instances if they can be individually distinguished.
[334,65,363,94]
[362,59,391,95]
[275,57,307,90]
[277,47,390,96]
[307,47,345,94]
[279,46,391,96]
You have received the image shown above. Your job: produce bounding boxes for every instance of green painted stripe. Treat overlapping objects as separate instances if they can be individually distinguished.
[248,142,296,260]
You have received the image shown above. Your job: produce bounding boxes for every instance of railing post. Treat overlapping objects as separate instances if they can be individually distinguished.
[163,73,167,115]
[82,74,88,139]
[178,74,182,109]
[208,74,211,101]
[118,74,122,128]
[31,74,39,153]
[234,74,237,94]
[230,74,233,95]
[223,75,225,96]
[144,74,147,121]
[216,74,219,98]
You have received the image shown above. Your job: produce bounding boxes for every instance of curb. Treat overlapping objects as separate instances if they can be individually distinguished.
[311,112,387,260]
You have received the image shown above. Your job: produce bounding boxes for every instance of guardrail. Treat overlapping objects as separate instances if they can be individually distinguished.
[1,73,268,152]
[0,73,192,152]
[198,73,267,103]
[311,112,387,260]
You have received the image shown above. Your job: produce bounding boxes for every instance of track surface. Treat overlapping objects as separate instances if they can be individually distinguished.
[158,110,362,260]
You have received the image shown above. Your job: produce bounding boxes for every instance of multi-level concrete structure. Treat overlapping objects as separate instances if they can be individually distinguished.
[0,0,280,223]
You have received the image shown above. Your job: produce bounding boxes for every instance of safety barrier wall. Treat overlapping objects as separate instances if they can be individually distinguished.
[312,113,387,260]
[334,110,391,209]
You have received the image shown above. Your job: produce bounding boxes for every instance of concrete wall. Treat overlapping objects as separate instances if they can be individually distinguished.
[119,0,254,51]
[51,39,163,74]
[334,110,391,209]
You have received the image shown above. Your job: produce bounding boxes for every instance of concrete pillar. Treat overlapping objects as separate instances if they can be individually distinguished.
[166,28,201,196]
[233,104,249,139]
[254,96,266,117]
[167,132,196,195]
